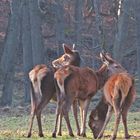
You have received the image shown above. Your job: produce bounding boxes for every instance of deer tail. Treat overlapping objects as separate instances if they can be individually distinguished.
[55,78,66,100]
[29,79,42,105]
[30,81,37,108]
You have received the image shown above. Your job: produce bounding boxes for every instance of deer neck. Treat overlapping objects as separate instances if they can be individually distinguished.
[96,64,108,89]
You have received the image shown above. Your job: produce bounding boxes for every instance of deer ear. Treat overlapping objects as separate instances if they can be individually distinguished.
[100,52,106,62]
[100,52,109,66]
[104,53,114,63]
[72,44,75,50]
[63,44,73,54]
[100,52,104,60]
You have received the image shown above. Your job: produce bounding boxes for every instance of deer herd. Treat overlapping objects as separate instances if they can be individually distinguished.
[27,44,136,140]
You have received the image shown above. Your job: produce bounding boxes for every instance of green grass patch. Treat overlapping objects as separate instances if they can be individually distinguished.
[0,112,140,140]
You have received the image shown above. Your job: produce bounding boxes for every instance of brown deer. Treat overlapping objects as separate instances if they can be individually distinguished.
[53,56,110,137]
[88,53,136,140]
[27,44,81,137]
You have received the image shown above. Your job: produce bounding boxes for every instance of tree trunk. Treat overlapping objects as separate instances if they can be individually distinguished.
[0,0,21,106]
[134,0,140,87]
[21,0,33,103]
[94,0,105,49]
[113,0,130,62]
[29,0,44,66]
[91,0,104,68]
[74,0,83,46]
[55,1,65,55]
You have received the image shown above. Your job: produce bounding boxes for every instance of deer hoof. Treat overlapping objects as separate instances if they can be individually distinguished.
[97,134,103,139]
[111,135,116,140]
[52,133,56,138]
[80,133,87,137]
[57,132,62,136]
[77,131,80,136]
[39,133,44,137]
[69,133,74,137]
[125,134,131,139]
[27,133,31,138]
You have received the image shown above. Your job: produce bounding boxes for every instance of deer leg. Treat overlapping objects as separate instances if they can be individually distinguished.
[111,112,121,140]
[80,99,90,137]
[36,111,44,137]
[27,108,36,137]
[35,97,51,137]
[36,104,44,137]
[111,100,121,140]
[62,101,74,137]
[97,105,113,139]
[122,108,130,139]
[57,112,63,136]
[52,113,60,138]
[121,86,135,139]
[52,99,62,138]
[79,100,84,133]
[27,93,36,138]
[72,100,80,136]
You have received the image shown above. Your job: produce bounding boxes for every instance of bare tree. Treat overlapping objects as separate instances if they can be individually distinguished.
[21,0,33,102]
[134,0,140,87]
[0,0,45,106]
[29,0,44,66]
[113,0,130,62]
[55,1,65,55]
[0,0,21,106]
[74,0,83,46]
[94,0,105,49]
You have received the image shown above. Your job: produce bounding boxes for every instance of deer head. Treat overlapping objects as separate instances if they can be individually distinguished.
[89,112,104,139]
[99,51,126,76]
[52,44,80,69]
[88,96,108,139]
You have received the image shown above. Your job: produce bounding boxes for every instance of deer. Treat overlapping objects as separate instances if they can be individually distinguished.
[27,44,81,138]
[52,53,113,137]
[88,52,136,140]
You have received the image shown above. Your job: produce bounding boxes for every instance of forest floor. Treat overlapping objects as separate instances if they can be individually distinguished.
[0,105,140,140]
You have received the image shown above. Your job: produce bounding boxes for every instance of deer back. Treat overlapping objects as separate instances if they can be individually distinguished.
[54,65,99,100]
[104,72,134,106]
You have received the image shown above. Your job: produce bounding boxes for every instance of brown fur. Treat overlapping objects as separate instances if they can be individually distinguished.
[27,44,81,137]
[104,73,133,107]
[88,53,136,140]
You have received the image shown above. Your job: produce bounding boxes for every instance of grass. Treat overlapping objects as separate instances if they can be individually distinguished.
[0,85,140,140]
[0,111,140,140]
[0,87,140,140]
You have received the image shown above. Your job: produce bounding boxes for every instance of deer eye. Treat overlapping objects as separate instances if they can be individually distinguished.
[64,55,70,60]
[114,65,119,68]
[113,63,120,68]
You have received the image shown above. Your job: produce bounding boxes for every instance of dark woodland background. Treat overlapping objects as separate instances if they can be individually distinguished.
[0,0,140,111]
